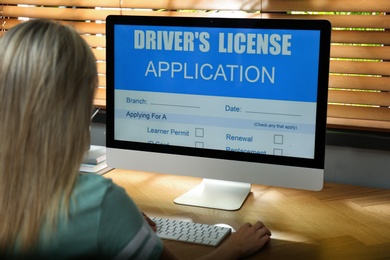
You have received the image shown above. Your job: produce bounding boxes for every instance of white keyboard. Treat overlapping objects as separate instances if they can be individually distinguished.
[151,217,231,246]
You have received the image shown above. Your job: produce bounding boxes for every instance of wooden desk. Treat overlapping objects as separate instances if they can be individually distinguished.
[105,169,390,259]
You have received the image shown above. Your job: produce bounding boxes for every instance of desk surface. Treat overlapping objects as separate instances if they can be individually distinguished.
[105,169,390,259]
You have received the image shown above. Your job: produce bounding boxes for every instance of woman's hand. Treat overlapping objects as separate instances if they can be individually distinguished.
[196,221,271,260]
[228,221,271,258]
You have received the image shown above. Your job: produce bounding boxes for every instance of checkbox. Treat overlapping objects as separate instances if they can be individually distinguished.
[195,128,204,137]
[195,142,204,148]
[273,149,283,156]
[274,134,283,144]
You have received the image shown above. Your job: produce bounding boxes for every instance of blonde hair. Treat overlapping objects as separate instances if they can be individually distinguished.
[0,19,97,251]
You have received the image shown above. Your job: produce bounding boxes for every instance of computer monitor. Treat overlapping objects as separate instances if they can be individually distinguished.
[106,15,331,210]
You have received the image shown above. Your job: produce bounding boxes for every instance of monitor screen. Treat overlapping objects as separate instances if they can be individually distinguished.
[106,15,331,210]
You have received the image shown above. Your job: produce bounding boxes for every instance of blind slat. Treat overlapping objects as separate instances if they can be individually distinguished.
[98,76,106,87]
[262,14,390,29]
[95,87,106,100]
[63,21,105,35]
[328,90,390,107]
[329,75,390,92]
[1,0,260,11]
[2,6,119,21]
[92,49,106,61]
[331,46,390,60]
[3,19,105,35]
[328,105,390,122]
[262,0,390,13]
[119,0,261,10]
[82,35,105,48]
[2,6,260,21]
[327,117,390,132]
[3,0,388,12]
[1,19,20,30]
[93,99,106,108]
[330,60,390,76]
[331,30,390,45]
[94,88,106,107]
[2,0,119,7]
[2,0,117,7]
[97,63,106,75]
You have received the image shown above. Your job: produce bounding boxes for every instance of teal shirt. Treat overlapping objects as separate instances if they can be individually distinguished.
[20,174,163,259]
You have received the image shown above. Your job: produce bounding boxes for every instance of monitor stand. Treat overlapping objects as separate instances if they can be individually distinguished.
[174,178,251,211]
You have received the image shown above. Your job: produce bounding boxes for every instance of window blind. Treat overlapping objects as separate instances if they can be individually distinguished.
[1,0,389,132]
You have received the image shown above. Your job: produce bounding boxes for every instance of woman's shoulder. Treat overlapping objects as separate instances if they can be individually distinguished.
[71,173,123,211]
[75,173,116,191]
[76,172,114,189]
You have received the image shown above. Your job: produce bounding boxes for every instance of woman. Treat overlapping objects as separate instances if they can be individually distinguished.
[0,19,271,259]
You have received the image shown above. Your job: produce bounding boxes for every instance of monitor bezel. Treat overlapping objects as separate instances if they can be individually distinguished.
[106,15,331,171]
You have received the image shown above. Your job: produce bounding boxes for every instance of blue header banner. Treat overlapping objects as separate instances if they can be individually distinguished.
[114,25,321,102]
